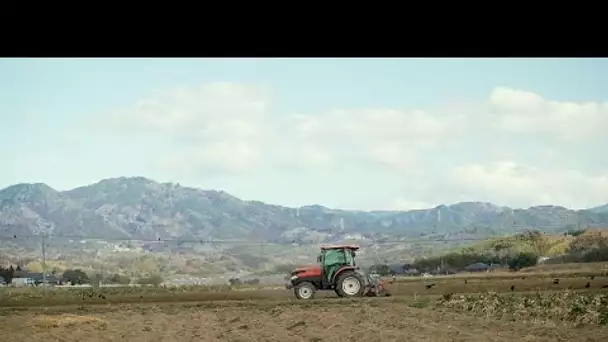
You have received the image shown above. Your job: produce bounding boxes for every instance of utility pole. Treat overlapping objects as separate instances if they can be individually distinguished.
[260,239,264,259]
[41,232,47,295]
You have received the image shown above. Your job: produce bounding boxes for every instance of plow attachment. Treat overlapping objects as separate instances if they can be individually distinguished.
[363,274,391,297]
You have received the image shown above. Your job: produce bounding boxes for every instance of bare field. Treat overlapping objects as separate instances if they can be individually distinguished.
[1,295,608,342]
[522,262,608,274]
[396,264,608,283]
[1,273,607,341]
[2,273,607,307]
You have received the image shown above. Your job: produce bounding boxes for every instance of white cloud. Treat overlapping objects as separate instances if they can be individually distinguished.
[286,107,466,172]
[448,161,608,209]
[111,82,467,174]
[121,84,271,138]
[107,82,608,209]
[110,82,272,173]
[488,87,608,141]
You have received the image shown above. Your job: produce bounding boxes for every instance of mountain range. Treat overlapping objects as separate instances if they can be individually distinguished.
[1,177,608,244]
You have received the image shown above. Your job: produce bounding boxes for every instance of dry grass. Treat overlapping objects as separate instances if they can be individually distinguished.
[396,266,608,283]
[29,314,108,329]
[437,291,608,326]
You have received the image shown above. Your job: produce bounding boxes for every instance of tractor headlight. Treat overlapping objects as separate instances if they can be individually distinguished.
[290,275,298,281]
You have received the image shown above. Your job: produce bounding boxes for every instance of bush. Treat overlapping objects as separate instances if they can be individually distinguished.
[508,252,538,270]
[368,264,392,276]
[137,274,163,286]
[569,234,608,254]
[108,273,131,285]
[244,278,260,285]
[581,247,608,263]
[564,229,587,237]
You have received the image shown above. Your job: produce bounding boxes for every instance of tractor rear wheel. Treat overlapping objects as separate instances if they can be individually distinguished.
[335,272,365,298]
[294,281,316,300]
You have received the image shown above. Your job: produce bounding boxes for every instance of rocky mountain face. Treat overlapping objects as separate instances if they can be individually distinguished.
[591,204,608,214]
[1,177,608,243]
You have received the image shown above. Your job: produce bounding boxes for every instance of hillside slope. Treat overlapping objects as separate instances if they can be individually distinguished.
[1,177,608,243]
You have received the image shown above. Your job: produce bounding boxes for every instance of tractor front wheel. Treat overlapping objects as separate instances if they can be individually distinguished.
[335,272,365,298]
[294,281,316,300]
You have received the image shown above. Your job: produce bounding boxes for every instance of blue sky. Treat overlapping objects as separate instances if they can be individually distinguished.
[2,58,608,210]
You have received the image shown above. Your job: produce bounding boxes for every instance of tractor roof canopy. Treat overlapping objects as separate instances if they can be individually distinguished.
[320,244,360,251]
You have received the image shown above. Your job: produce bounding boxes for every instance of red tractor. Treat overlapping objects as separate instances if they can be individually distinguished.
[285,244,391,300]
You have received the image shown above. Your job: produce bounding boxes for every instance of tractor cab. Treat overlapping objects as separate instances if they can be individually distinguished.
[317,244,359,285]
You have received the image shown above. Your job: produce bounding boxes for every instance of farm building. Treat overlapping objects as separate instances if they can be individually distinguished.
[11,276,36,287]
[11,271,61,286]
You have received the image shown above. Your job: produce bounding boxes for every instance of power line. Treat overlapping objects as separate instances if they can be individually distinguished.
[0,234,491,245]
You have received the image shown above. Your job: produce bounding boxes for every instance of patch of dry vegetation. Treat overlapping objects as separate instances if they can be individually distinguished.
[437,291,608,326]
[29,314,108,329]
[395,268,608,283]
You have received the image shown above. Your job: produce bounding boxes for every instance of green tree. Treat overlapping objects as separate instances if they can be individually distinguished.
[508,252,538,270]
[521,229,550,256]
[492,240,511,265]
[0,265,15,284]
[62,269,90,285]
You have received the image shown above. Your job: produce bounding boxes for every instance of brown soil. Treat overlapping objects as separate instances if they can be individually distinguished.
[2,275,607,308]
[2,298,607,342]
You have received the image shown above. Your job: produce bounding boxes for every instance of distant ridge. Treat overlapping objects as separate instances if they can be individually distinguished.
[1,177,608,243]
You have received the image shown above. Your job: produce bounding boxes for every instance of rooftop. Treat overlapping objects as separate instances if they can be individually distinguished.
[320,244,360,250]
